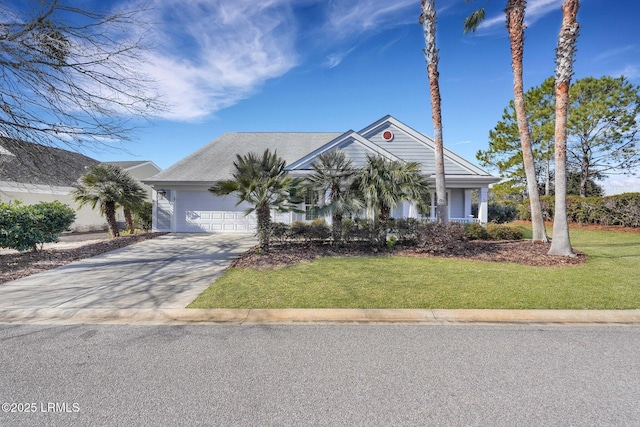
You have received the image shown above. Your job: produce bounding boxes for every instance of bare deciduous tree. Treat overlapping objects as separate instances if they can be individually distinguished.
[0,0,163,154]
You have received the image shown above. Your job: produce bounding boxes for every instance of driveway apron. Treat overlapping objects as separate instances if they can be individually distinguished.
[0,233,256,310]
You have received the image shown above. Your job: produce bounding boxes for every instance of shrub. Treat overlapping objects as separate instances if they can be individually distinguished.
[0,201,76,251]
[464,222,489,240]
[486,223,523,241]
[286,219,330,242]
[270,222,289,244]
[488,203,518,224]
[520,193,640,227]
[389,217,420,245]
[132,201,153,231]
[343,218,377,243]
[309,218,331,240]
[288,221,309,241]
[416,222,465,252]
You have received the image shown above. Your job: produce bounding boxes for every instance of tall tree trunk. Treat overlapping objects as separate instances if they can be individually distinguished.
[420,0,448,225]
[378,205,390,246]
[124,208,135,233]
[580,155,589,197]
[105,201,120,237]
[549,0,579,257]
[545,159,550,196]
[506,0,548,242]
[256,203,272,252]
[332,213,343,245]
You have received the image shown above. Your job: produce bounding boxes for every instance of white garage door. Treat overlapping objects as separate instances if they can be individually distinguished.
[175,191,256,233]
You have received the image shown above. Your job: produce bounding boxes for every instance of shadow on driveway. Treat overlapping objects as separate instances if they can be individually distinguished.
[0,233,256,310]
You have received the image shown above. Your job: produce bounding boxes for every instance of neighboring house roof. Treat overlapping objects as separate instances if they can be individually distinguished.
[0,138,99,187]
[102,160,161,171]
[144,116,499,186]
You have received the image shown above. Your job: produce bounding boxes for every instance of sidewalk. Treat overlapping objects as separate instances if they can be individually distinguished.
[1,308,639,325]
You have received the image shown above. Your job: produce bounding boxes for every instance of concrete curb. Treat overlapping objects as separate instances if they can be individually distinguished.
[1,308,639,325]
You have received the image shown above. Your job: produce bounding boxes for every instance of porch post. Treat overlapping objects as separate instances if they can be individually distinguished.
[464,189,472,219]
[430,192,435,221]
[479,187,489,225]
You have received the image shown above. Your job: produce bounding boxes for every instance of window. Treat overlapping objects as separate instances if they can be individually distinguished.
[304,189,319,221]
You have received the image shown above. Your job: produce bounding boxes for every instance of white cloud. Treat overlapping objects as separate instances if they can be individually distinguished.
[325,47,356,68]
[322,0,416,41]
[613,65,640,81]
[137,0,299,121]
[602,173,640,196]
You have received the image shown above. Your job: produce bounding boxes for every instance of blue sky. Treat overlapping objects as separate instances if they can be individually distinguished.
[90,0,640,194]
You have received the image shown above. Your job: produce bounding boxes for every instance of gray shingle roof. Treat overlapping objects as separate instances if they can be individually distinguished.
[0,138,99,186]
[102,161,150,169]
[146,132,342,183]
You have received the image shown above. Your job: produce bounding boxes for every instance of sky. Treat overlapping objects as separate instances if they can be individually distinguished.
[48,0,640,194]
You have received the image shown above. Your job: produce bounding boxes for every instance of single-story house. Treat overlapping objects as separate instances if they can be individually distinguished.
[0,138,161,231]
[143,116,500,233]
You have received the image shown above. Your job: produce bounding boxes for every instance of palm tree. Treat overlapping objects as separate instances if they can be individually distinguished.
[73,164,146,237]
[306,150,363,244]
[209,149,300,252]
[420,0,448,225]
[464,0,549,243]
[357,155,430,245]
[548,0,580,257]
[119,176,148,234]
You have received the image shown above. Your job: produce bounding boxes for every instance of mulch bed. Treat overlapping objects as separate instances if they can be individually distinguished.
[231,239,587,270]
[0,232,166,285]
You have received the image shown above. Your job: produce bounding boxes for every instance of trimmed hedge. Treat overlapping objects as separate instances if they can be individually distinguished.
[269,217,525,247]
[520,193,640,227]
[0,201,76,251]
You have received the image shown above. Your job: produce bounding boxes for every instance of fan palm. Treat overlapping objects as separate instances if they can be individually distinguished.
[548,0,580,257]
[464,0,549,243]
[73,164,146,237]
[209,149,301,252]
[420,0,448,225]
[357,155,430,245]
[306,150,363,244]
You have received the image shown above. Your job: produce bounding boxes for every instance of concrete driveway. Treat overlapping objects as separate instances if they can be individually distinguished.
[0,233,256,310]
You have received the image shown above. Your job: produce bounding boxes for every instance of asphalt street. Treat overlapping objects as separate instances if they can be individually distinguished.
[1,324,639,426]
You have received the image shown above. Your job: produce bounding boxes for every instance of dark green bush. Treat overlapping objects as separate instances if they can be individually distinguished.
[309,218,331,240]
[0,201,76,251]
[486,223,523,240]
[389,217,420,245]
[464,222,489,240]
[133,201,153,231]
[520,193,640,227]
[488,203,518,224]
[285,219,330,242]
[288,221,309,241]
[343,218,377,243]
[270,222,289,244]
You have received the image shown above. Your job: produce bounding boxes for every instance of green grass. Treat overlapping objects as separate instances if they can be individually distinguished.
[188,227,640,309]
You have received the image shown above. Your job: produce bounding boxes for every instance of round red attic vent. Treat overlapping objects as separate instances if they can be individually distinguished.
[382,130,394,141]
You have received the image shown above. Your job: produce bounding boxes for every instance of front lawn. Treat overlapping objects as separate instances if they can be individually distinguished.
[188,227,640,309]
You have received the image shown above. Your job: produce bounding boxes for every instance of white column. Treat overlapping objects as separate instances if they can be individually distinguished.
[464,189,473,219]
[430,192,435,221]
[479,187,489,225]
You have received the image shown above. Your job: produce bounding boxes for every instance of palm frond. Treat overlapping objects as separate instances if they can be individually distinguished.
[463,8,486,34]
